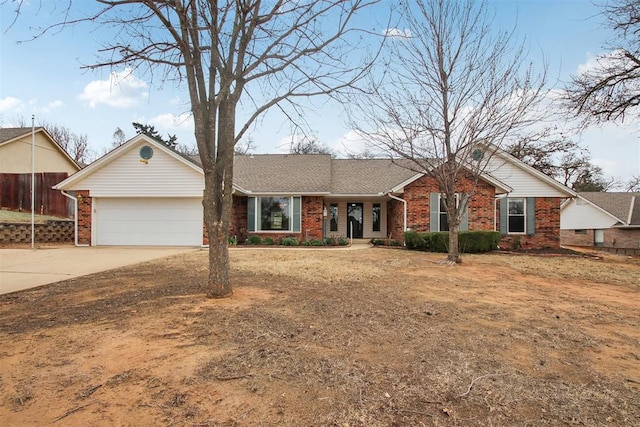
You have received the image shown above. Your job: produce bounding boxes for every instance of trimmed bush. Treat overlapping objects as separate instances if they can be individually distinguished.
[459,231,500,253]
[246,235,262,245]
[263,237,275,245]
[404,230,429,251]
[228,236,237,246]
[309,239,324,246]
[280,236,299,246]
[404,230,499,253]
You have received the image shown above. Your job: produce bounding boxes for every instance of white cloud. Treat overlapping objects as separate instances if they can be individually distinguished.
[42,100,64,113]
[149,112,194,131]
[383,28,412,39]
[0,96,23,112]
[78,68,148,108]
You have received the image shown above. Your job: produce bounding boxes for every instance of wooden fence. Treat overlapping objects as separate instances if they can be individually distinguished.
[0,173,72,218]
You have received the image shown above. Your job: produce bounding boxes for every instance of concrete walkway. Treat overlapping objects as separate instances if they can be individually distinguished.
[0,246,199,295]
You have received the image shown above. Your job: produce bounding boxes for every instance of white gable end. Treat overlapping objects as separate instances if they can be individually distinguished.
[561,198,620,230]
[71,141,204,197]
[486,155,570,197]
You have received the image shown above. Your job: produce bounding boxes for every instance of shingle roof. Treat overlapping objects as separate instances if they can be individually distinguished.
[330,159,418,194]
[233,154,332,193]
[579,192,640,225]
[0,127,41,144]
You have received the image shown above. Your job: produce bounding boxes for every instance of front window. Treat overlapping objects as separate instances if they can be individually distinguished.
[508,198,525,233]
[247,196,301,232]
[260,197,290,230]
[372,203,381,232]
[438,194,458,232]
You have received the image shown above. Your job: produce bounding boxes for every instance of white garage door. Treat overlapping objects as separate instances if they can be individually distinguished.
[95,198,203,246]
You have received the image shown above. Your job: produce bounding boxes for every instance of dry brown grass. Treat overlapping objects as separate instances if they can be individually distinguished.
[0,247,638,426]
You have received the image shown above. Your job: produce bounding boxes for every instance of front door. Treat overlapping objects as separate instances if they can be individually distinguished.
[347,203,363,238]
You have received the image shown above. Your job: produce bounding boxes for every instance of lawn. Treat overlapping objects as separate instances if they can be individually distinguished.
[0,209,71,224]
[0,247,638,426]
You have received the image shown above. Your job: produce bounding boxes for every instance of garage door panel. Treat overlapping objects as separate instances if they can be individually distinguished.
[96,198,203,246]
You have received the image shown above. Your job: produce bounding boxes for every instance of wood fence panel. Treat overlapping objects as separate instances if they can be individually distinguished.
[0,173,71,217]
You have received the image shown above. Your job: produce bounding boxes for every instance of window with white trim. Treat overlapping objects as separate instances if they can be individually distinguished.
[438,194,458,232]
[507,198,526,233]
[248,196,301,232]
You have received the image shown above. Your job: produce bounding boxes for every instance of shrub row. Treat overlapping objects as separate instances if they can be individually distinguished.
[238,235,349,246]
[404,230,499,253]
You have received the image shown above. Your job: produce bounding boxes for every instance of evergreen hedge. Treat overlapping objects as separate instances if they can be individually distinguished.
[404,230,499,253]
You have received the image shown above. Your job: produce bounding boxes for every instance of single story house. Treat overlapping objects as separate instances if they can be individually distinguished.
[0,127,80,217]
[561,192,640,255]
[54,134,575,248]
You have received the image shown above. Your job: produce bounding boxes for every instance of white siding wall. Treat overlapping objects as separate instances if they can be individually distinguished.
[561,199,618,229]
[77,142,203,197]
[487,154,569,197]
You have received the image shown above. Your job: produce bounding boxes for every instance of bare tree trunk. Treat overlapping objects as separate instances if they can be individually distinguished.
[447,222,461,264]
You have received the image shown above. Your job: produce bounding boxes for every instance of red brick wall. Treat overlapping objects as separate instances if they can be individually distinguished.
[229,195,248,243]
[302,196,324,241]
[402,173,496,233]
[560,229,594,247]
[231,195,324,243]
[76,190,91,245]
[387,199,405,242]
[605,228,640,249]
[498,197,561,249]
[561,228,640,251]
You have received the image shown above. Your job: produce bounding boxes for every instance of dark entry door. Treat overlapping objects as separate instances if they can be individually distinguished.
[347,203,363,238]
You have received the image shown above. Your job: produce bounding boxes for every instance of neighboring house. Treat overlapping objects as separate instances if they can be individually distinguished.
[561,192,640,254]
[54,134,575,248]
[0,127,80,217]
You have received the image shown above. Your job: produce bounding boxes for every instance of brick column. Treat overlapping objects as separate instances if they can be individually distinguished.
[76,190,92,245]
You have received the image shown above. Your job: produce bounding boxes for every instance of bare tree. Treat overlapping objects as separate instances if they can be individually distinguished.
[289,137,335,156]
[625,174,640,191]
[565,0,640,123]
[349,0,546,263]
[9,1,379,297]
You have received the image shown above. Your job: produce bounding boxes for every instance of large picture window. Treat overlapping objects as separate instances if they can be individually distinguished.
[508,198,525,233]
[248,196,301,232]
[260,197,290,230]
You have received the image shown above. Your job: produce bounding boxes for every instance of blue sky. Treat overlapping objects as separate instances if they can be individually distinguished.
[1,0,638,183]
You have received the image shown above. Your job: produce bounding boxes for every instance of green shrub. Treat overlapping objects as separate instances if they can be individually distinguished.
[246,235,262,245]
[404,230,499,253]
[263,237,275,245]
[370,238,402,247]
[429,232,449,253]
[280,236,299,246]
[459,231,500,253]
[404,231,429,251]
[228,236,237,246]
[338,237,348,246]
[309,239,324,246]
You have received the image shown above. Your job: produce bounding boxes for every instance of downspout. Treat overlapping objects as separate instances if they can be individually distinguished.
[60,190,88,247]
[386,193,407,246]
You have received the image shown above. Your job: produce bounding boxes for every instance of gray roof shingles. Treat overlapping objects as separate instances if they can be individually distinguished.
[233,154,333,193]
[0,127,40,144]
[580,192,640,225]
[230,154,419,195]
[330,159,418,194]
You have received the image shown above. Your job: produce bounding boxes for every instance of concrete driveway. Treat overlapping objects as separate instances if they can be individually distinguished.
[0,246,200,295]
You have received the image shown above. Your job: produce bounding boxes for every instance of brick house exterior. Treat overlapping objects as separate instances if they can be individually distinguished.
[54,135,575,248]
[561,192,640,255]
